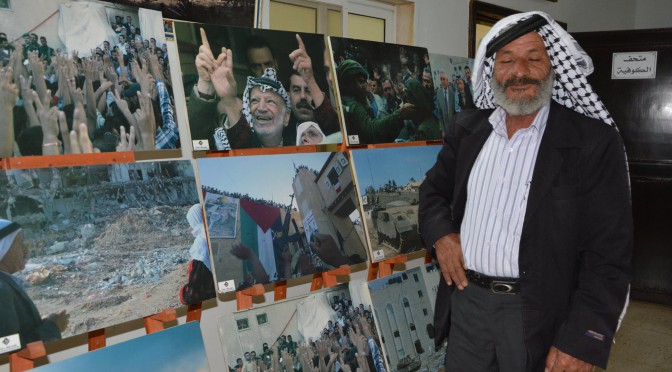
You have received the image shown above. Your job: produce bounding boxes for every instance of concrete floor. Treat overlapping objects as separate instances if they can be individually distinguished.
[598,300,672,371]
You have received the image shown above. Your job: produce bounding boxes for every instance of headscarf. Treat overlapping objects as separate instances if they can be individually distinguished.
[241,68,291,130]
[186,204,212,272]
[0,219,21,263]
[295,121,326,146]
[472,11,614,126]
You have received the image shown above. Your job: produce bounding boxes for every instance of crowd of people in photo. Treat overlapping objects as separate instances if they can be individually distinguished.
[332,42,438,144]
[0,13,178,158]
[202,185,294,211]
[332,40,476,143]
[230,296,385,372]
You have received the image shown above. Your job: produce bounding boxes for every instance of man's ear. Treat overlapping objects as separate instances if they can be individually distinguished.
[283,109,290,127]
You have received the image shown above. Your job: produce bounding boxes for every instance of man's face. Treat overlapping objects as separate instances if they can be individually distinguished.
[126,16,132,23]
[134,39,143,50]
[247,47,276,78]
[103,41,110,50]
[382,80,395,100]
[263,344,269,352]
[457,79,465,93]
[289,75,315,122]
[465,67,471,79]
[40,38,47,47]
[287,336,293,342]
[368,79,378,94]
[350,75,368,100]
[492,32,552,109]
[30,34,37,43]
[249,87,289,138]
[439,72,449,89]
[237,358,243,366]
[244,353,251,361]
[422,72,432,89]
[119,35,125,44]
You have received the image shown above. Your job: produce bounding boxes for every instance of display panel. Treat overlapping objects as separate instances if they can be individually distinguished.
[427,53,474,136]
[218,281,385,372]
[328,37,439,146]
[350,145,441,262]
[368,263,443,372]
[32,322,209,371]
[197,152,367,292]
[174,22,341,151]
[0,0,185,159]
[102,0,256,28]
[0,161,206,342]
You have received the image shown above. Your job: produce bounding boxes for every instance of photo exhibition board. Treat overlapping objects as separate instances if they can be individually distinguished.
[0,160,210,345]
[172,22,342,152]
[427,53,475,137]
[350,145,441,262]
[106,0,256,28]
[218,281,386,372]
[368,263,443,372]
[32,322,209,372]
[328,36,440,146]
[0,0,187,160]
[196,152,368,293]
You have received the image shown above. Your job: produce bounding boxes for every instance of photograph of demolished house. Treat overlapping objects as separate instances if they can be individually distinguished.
[0,0,183,159]
[218,281,386,372]
[197,152,367,292]
[368,263,443,372]
[105,0,256,28]
[32,322,209,372]
[350,145,440,261]
[0,160,203,340]
[428,53,474,136]
[329,37,439,146]
[174,22,341,151]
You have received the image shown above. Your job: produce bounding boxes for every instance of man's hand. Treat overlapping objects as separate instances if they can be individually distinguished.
[116,125,136,152]
[289,34,315,85]
[210,47,236,100]
[69,122,99,154]
[435,233,468,289]
[133,91,156,150]
[195,28,219,96]
[545,346,594,372]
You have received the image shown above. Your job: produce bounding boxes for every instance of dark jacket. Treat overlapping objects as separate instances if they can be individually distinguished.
[419,102,632,370]
[0,272,62,348]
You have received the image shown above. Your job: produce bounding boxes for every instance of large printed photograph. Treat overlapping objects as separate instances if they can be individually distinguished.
[428,53,474,136]
[175,23,341,151]
[0,161,208,345]
[32,322,209,372]
[350,145,441,261]
[103,0,256,28]
[218,281,386,372]
[0,0,182,159]
[368,264,443,372]
[197,152,367,292]
[329,37,440,146]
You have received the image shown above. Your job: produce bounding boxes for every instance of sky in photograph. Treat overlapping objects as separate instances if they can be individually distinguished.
[350,145,441,195]
[197,152,333,207]
[32,322,209,372]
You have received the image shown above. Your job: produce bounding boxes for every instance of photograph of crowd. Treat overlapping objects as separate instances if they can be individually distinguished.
[174,23,341,151]
[0,0,181,159]
[350,145,441,261]
[368,264,443,372]
[31,322,209,372]
[0,161,205,345]
[428,53,474,136]
[197,152,367,292]
[105,0,256,28]
[219,282,386,372]
[328,37,440,146]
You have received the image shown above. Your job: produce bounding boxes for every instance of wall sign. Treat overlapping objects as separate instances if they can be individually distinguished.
[612,51,657,79]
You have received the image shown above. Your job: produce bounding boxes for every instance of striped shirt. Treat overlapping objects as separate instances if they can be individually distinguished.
[461,103,549,278]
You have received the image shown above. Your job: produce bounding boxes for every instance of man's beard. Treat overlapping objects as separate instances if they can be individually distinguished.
[491,70,555,116]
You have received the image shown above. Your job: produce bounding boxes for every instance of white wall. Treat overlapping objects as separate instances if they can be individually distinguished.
[414,0,640,58]
[634,0,672,29]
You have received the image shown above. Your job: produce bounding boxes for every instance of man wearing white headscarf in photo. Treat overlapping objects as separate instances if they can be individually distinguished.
[419,11,632,372]
[0,220,69,348]
[179,205,216,305]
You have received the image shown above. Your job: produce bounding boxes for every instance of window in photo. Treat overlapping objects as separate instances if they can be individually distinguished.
[257,313,268,325]
[236,318,250,331]
[0,0,10,10]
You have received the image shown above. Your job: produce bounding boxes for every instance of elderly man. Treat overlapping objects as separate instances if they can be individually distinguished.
[419,11,631,372]
[436,69,455,135]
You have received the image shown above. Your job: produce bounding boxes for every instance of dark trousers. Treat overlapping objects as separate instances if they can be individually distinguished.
[444,283,527,372]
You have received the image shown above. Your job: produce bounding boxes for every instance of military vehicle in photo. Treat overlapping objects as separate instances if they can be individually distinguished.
[371,200,420,253]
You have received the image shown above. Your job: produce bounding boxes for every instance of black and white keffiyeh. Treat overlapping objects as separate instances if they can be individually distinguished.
[241,68,291,130]
[472,11,614,126]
